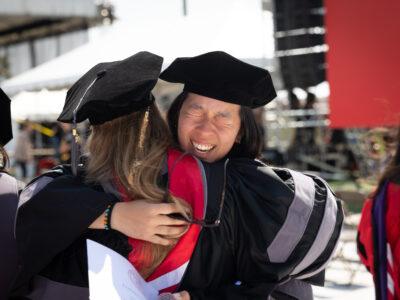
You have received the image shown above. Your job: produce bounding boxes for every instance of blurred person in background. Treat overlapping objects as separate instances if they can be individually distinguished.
[364,128,398,177]
[302,91,317,149]
[58,122,73,164]
[0,88,22,299]
[49,123,63,161]
[14,120,33,181]
[358,126,400,300]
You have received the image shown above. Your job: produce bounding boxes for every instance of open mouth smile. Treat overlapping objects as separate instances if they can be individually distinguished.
[191,141,216,153]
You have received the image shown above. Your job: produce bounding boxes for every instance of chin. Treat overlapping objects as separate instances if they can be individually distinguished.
[201,153,222,163]
[193,152,214,163]
[200,157,214,163]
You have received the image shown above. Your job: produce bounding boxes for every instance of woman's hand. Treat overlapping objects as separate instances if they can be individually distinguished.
[90,200,189,245]
[171,291,190,300]
[159,291,190,300]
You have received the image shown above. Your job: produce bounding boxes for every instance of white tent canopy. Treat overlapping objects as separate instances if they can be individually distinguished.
[11,89,67,121]
[1,0,276,95]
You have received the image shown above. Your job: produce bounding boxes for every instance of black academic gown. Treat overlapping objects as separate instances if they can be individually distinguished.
[177,158,337,299]
[12,157,342,299]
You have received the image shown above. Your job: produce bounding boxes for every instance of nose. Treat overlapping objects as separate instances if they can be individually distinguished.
[195,117,215,134]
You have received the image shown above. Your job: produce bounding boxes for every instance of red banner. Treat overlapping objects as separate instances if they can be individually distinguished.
[325,0,400,128]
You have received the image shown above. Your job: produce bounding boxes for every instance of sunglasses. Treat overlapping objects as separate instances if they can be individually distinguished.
[164,152,228,228]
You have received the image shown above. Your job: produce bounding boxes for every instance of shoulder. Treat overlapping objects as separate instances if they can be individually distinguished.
[388,181,400,194]
[0,172,18,187]
[0,172,27,194]
[0,172,19,198]
[226,158,334,202]
[19,165,73,208]
[386,182,400,219]
[167,148,204,171]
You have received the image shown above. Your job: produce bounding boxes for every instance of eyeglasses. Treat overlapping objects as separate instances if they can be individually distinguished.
[163,152,228,228]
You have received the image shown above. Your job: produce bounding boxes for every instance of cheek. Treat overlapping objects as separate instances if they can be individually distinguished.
[222,131,239,147]
[221,120,241,143]
[177,118,191,148]
[217,129,240,153]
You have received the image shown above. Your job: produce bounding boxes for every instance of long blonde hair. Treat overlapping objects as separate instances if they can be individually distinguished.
[85,103,190,277]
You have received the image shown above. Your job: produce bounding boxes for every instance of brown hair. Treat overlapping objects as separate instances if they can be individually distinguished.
[0,146,9,172]
[85,103,190,278]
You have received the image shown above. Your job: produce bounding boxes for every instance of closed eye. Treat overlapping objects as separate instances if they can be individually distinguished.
[214,113,234,127]
[216,112,231,119]
[186,109,203,117]
[185,104,204,117]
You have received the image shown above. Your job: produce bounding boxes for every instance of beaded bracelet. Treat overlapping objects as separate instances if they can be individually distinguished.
[104,203,116,230]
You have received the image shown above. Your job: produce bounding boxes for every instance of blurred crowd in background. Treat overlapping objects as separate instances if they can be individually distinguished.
[8,116,398,187]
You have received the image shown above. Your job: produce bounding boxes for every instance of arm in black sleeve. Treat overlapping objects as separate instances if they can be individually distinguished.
[14,174,114,290]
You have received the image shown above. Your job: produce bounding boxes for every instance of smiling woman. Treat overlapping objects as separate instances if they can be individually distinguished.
[168,91,263,162]
[162,51,336,299]
[177,93,241,162]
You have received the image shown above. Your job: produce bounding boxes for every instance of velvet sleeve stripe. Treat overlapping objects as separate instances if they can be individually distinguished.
[267,170,316,263]
[296,199,344,280]
[266,167,343,280]
[288,172,343,279]
[291,180,339,277]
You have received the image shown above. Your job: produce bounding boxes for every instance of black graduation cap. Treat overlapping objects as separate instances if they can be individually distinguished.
[57,51,163,175]
[58,51,163,125]
[0,88,13,146]
[160,51,276,108]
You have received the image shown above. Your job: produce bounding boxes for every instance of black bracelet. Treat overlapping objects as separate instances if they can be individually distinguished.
[104,203,116,230]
